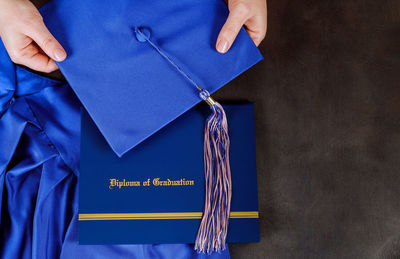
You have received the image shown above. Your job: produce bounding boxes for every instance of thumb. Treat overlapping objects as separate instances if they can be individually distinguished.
[25,20,67,62]
[216,3,250,53]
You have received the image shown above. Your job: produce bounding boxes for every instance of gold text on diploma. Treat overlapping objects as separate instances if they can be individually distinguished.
[109,178,195,189]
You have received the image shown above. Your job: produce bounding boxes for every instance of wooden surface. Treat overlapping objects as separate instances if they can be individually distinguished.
[220,1,400,258]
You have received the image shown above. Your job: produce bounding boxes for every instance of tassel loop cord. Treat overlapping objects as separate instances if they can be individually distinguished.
[199,89,216,107]
[135,27,218,107]
[135,27,232,254]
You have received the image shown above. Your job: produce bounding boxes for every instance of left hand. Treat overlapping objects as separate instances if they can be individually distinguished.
[216,0,267,53]
[0,0,67,73]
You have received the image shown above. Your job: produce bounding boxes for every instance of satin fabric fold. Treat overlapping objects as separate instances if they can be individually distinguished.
[0,45,229,258]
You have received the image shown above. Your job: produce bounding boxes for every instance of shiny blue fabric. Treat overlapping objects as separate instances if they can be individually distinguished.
[0,45,230,258]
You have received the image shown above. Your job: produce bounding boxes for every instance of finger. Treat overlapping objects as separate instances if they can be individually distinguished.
[216,3,251,53]
[25,20,67,62]
[16,42,59,73]
[245,15,267,46]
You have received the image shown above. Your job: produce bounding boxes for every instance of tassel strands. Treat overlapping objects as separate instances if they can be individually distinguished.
[195,89,232,254]
[135,28,232,254]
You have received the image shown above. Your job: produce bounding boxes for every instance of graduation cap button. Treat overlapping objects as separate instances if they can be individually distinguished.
[134,27,151,42]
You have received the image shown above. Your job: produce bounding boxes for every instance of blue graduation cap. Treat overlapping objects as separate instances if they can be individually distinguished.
[40,0,262,254]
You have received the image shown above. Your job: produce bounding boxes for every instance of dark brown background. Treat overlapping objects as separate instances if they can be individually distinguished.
[34,0,400,258]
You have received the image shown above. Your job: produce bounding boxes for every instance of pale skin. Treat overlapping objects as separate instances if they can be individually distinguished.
[0,0,267,73]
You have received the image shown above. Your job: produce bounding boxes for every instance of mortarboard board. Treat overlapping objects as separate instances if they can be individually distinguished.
[39,0,262,253]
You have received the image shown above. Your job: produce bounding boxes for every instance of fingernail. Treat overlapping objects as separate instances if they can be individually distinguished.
[216,39,229,53]
[54,48,66,61]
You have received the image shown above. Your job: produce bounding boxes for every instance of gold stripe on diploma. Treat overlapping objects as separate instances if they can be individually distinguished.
[78,211,259,221]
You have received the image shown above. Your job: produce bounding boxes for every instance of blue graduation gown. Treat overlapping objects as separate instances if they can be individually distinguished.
[0,44,230,258]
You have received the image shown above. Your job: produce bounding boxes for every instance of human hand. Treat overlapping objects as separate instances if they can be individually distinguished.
[0,0,66,73]
[216,0,267,53]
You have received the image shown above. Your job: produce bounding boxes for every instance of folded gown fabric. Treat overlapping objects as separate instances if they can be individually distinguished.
[0,45,229,258]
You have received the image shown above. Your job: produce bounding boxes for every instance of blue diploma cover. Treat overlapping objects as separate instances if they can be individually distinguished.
[79,103,260,244]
